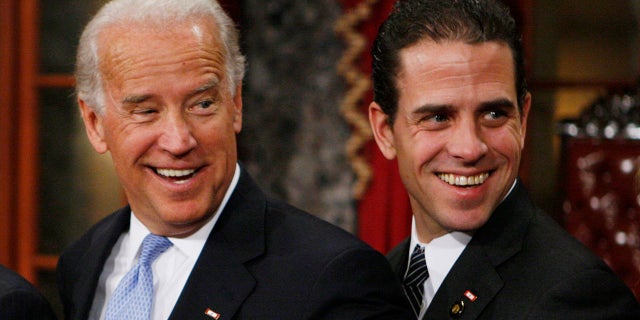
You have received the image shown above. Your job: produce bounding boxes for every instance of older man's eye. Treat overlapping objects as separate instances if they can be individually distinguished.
[198,100,213,109]
[131,107,157,115]
[189,99,218,115]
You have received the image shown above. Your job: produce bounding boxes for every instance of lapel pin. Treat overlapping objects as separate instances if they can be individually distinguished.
[449,300,465,318]
[464,289,478,302]
[205,308,221,319]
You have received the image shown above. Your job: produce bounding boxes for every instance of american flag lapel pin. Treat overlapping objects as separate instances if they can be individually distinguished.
[205,308,221,319]
[464,290,478,302]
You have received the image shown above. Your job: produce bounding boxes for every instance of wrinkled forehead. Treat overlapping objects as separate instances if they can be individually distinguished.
[96,18,224,79]
[99,17,220,50]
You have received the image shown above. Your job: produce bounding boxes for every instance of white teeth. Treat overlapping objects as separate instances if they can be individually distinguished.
[156,168,195,178]
[438,172,489,186]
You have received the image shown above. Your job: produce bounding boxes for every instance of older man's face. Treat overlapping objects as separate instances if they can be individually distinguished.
[79,19,242,237]
[370,40,530,242]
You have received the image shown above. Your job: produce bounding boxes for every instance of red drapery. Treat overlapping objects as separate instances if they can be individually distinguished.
[338,0,413,254]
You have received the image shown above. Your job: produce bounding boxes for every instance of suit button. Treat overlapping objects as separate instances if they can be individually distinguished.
[450,300,464,318]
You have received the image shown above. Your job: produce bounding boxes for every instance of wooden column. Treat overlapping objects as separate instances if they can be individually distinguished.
[16,0,39,283]
[0,0,18,268]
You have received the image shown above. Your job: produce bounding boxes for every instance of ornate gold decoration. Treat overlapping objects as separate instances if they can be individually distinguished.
[335,0,379,199]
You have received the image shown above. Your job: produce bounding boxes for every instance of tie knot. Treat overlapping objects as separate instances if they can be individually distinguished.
[139,233,172,266]
[405,245,428,287]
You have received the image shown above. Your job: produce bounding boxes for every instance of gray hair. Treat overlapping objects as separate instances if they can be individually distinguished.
[75,0,246,114]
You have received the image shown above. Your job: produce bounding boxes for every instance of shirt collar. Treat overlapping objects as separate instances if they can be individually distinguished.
[407,179,518,287]
[409,217,472,260]
[410,178,517,248]
[408,218,472,297]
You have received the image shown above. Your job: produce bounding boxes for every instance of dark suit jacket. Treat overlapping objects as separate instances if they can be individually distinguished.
[0,265,57,320]
[387,181,640,319]
[58,168,412,320]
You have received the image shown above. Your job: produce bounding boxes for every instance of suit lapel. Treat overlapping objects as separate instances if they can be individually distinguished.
[72,208,130,320]
[387,238,410,281]
[423,242,503,319]
[169,168,265,320]
[423,181,534,320]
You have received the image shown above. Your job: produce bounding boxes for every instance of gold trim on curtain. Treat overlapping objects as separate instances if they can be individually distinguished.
[335,0,379,199]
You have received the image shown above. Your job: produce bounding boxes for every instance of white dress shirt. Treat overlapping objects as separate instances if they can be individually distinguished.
[408,220,471,319]
[89,164,241,320]
[407,180,517,318]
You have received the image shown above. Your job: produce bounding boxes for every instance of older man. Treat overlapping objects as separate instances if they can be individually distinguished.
[369,0,640,319]
[57,0,412,319]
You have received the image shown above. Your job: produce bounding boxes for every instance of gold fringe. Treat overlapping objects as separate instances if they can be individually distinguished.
[335,0,379,199]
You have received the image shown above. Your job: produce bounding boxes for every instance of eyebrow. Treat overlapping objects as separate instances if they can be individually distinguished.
[411,104,454,117]
[478,98,516,111]
[120,78,221,105]
[122,93,152,105]
[411,98,516,116]
[192,78,220,96]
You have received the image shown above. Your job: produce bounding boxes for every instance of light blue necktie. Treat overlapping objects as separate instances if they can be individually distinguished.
[105,233,173,320]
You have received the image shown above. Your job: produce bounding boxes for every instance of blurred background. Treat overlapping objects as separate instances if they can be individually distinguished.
[1,0,639,317]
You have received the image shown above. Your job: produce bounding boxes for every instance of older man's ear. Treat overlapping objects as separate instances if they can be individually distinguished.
[78,98,108,154]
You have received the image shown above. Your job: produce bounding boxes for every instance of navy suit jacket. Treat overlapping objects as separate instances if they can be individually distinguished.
[387,181,640,319]
[58,168,412,319]
[0,265,57,320]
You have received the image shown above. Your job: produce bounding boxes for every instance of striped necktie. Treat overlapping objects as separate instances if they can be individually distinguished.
[404,244,428,317]
[105,233,173,320]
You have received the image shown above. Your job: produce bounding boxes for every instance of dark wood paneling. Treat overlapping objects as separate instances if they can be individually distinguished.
[0,0,18,268]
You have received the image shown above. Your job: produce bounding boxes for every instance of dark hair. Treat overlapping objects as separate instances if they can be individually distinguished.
[372,0,527,123]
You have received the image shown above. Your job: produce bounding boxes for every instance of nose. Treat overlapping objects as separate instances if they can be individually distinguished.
[446,119,488,164]
[158,112,197,156]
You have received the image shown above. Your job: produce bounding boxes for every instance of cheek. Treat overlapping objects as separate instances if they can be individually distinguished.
[486,128,524,161]
[104,122,158,159]
[193,121,236,151]
[407,133,445,166]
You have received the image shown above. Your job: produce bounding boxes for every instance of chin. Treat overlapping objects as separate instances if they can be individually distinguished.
[449,214,491,232]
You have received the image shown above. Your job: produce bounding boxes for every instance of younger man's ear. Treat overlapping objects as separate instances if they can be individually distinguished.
[369,101,397,160]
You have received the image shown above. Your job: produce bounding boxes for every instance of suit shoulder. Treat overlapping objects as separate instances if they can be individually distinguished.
[0,266,39,295]
[263,198,375,254]
[0,266,57,319]
[59,208,127,263]
[522,214,640,317]
[507,209,635,299]
[526,210,611,269]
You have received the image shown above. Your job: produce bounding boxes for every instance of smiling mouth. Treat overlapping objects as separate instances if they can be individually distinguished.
[155,168,198,184]
[437,172,491,187]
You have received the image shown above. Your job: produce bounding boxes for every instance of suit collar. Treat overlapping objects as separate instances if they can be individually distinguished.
[72,207,130,320]
[169,167,265,319]
[423,180,534,319]
[472,180,534,266]
[387,238,410,281]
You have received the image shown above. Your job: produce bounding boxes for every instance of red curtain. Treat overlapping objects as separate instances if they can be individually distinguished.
[339,0,413,254]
